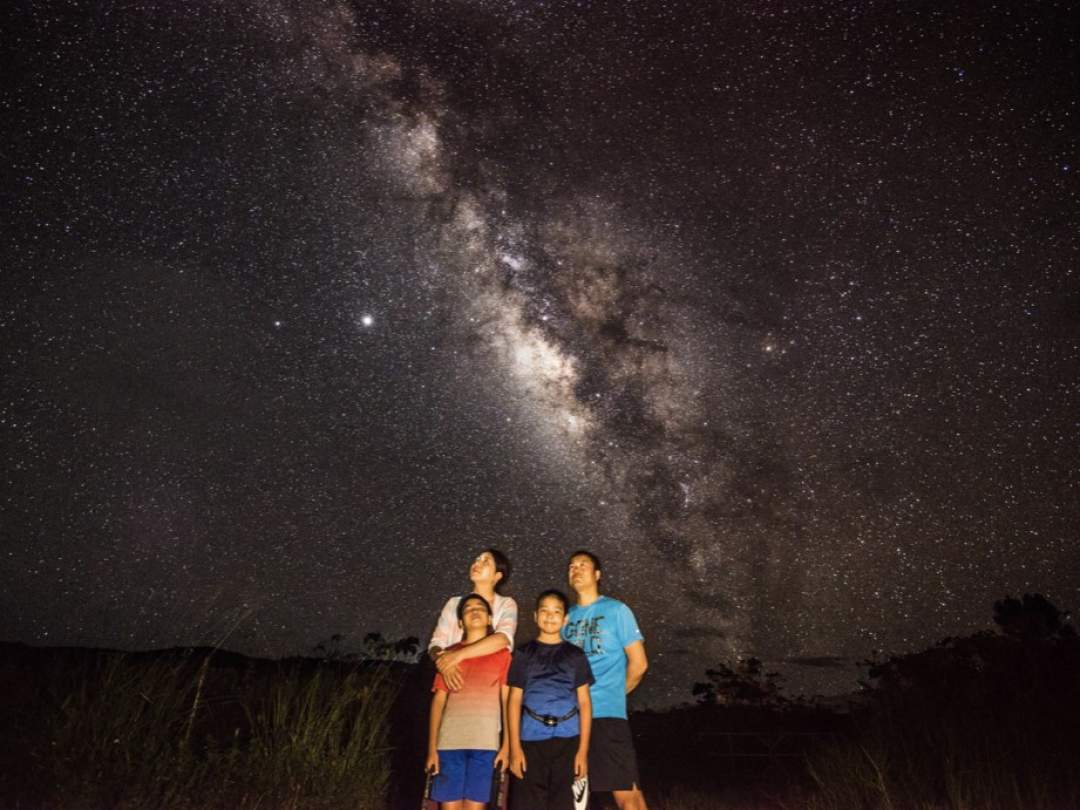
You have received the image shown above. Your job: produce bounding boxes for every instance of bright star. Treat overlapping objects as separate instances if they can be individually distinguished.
[361,314,374,327]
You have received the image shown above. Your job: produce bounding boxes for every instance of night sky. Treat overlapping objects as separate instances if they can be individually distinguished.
[3,0,1078,703]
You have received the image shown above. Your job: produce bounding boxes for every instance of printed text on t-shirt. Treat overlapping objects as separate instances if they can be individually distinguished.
[564,615,606,656]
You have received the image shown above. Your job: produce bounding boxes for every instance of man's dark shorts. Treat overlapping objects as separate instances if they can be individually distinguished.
[589,718,641,793]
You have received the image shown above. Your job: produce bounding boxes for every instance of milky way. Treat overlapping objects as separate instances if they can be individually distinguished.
[3,0,1078,701]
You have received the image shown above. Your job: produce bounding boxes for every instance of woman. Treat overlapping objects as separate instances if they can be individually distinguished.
[428,548,517,690]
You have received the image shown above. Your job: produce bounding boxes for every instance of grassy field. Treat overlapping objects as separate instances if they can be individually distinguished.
[0,644,399,809]
[4,624,1080,810]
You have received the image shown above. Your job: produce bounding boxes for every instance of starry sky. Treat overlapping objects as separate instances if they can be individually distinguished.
[3,0,1078,702]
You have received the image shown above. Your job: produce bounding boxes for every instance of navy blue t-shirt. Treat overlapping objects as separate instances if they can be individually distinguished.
[508,639,594,741]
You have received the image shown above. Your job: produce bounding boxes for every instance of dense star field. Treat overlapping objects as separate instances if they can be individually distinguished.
[3,0,1078,701]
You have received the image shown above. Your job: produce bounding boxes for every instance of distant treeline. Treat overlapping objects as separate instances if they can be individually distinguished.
[647,593,1080,810]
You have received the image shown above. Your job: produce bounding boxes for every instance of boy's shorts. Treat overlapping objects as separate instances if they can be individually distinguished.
[431,748,497,804]
[510,735,578,810]
[589,718,641,793]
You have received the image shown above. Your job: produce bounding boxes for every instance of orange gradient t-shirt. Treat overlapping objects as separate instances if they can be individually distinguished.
[433,645,511,750]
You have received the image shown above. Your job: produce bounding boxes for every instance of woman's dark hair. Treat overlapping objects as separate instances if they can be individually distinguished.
[456,592,493,622]
[536,588,569,613]
[484,547,512,594]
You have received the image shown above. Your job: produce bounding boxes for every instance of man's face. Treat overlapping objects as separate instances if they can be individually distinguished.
[534,596,567,635]
[469,551,502,588]
[568,554,600,591]
[460,597,492,630]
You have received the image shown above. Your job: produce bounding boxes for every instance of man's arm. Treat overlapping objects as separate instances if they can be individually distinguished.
[624,640,648,694]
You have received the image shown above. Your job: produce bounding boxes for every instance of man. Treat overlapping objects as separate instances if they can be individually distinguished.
[562,551,649,810]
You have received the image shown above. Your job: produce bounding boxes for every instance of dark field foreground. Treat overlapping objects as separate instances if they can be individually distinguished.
[3,622,1080,809]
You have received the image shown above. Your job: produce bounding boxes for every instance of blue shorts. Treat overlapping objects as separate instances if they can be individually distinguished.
[431,749,497,804]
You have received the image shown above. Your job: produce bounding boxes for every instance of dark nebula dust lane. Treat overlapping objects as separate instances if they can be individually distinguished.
[2,0,1078,701]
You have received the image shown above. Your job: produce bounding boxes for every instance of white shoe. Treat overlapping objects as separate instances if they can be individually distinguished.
[572,776,589,810]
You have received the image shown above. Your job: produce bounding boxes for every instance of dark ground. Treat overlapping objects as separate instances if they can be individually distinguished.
[0,641,841,809]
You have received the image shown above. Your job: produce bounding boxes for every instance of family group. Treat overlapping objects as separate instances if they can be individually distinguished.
[425,549,649,810]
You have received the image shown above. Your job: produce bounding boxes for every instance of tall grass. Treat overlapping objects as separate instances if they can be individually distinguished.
[41,653,216,807]
[22,650,399,809]
[243,665,396,807]
[626,629,1080,810]
[801,640,1080,810]
[804,723,1080,810]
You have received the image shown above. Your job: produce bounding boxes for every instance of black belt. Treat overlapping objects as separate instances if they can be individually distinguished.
[523,705,579,727]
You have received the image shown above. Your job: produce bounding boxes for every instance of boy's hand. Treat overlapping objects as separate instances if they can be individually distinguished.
[434,650,464,691]
[494,743,509,773]
[573,749,588,778]
[425,751,440,775]
[510,747,527,779]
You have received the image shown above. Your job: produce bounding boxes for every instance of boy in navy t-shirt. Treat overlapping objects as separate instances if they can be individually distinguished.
[507,589,594,810]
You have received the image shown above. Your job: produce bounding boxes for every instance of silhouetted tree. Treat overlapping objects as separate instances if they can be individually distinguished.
[312,633,420,662]
[361,632,420,661]
[692,657,785,706]
[993,593,1075,640]
[860,594,1080,721]
[313,633,354,661]
[809,595,1080,808]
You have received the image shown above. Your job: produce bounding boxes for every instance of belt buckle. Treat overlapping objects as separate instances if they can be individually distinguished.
[542,715,558,727]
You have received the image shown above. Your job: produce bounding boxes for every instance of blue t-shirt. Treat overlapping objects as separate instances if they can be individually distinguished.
[563,596,644,719]
[508,640,594,741]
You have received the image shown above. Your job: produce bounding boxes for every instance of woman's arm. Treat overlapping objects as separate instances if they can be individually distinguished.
[492,596,518,650]
[437,630,509,669]
[436,597,517,675]
[427,598,458,661]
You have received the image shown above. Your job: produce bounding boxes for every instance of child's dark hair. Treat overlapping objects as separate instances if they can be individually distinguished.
[485,547,512,594]
[457,592,493,622]
[569,549,602,573]
[536,588,569,613]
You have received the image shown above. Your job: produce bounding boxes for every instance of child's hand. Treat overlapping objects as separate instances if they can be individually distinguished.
[425,751,440,775]
[573,749,587,778]
[510,747,527,779]
[494,743,510,773]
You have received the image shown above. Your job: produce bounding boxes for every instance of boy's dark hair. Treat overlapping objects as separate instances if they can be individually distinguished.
[457,592,493,622]
[536,589,570,613]
[569,549,602,574]
[484,547,512,594]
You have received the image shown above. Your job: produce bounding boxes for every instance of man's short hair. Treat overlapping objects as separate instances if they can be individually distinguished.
[457,592,493,622]
[484,547,512,594]
[536,588,570,613]
[569,549,602,573]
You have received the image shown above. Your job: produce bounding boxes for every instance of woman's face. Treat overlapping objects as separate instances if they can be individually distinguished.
[469,551,500,587]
